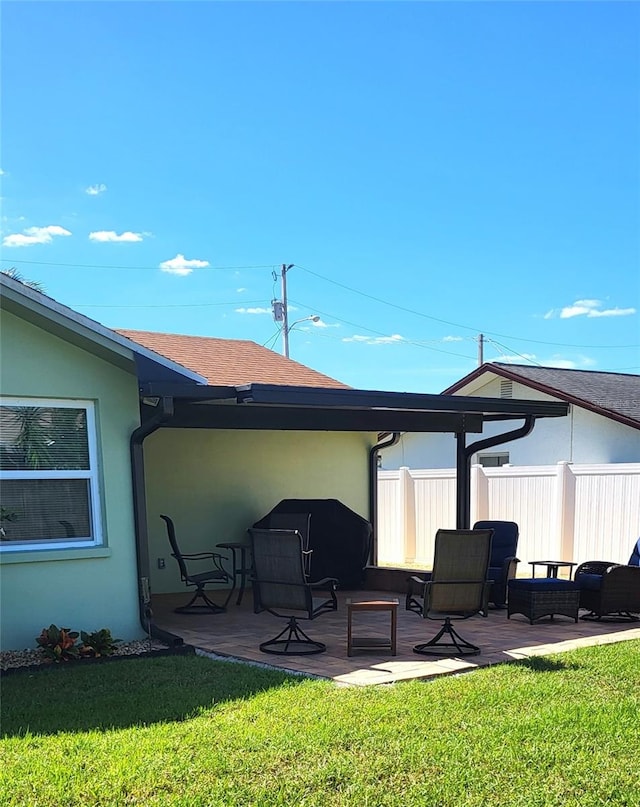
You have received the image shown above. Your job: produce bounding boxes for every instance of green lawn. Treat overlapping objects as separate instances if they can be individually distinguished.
[2,641,639,806]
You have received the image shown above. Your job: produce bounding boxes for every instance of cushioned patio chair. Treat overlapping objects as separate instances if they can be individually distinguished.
[574,537,640,621]
[248,527,338,655]
[410,528,493,657]
[472,520,520,608]
[160,514,234,614]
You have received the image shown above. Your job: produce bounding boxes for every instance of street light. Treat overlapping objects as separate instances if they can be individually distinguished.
[284,315,320,357]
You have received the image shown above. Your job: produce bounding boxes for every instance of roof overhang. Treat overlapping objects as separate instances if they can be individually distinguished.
[138,381,569,434]
[0,274,207,386]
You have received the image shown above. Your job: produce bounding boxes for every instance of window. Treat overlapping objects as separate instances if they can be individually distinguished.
[477,452,510,468]
[0,399,102,552]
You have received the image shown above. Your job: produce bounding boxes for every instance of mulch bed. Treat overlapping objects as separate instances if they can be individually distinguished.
[0,639,195,677]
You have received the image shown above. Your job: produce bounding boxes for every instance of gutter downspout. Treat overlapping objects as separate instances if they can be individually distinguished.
[130,396,183,646]
[369,432,401,565]
[455,415,535,528]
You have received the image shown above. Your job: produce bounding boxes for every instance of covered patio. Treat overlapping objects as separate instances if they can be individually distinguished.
[152,589,640,686]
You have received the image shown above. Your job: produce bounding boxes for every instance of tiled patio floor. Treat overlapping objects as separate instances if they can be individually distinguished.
[153,590,640,687]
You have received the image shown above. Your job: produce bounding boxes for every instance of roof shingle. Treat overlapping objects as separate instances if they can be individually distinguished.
[444,363,640,429]
[116,329,349,389]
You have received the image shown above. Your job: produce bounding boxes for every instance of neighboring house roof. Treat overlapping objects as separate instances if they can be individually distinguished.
[443,362,640,430]
[116,329,350,388]
[0,273,207,385]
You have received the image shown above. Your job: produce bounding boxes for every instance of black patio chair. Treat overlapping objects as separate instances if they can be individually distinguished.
[248,527,338,655]
[160,514,234,614]
[410,528,493,657]
[575,537,640,621]
[268,512,312,576]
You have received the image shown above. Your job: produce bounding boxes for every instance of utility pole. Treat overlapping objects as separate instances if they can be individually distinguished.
[271,264,294,357]
[477,333,484,366]
[281,263,292,357]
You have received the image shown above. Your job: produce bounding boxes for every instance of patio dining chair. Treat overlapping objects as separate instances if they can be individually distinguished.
[248,527,338,655]
[160,514,234,614]
[410,528,493,656]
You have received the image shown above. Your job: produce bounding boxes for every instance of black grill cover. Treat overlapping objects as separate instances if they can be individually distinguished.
[253,499,372,588]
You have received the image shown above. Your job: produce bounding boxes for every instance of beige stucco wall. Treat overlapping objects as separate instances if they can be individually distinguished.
[144,428,376,594]
[0,310,144,650]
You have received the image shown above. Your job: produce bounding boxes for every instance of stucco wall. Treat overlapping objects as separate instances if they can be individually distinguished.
[0,310,143,650]
[381,378,640,469]
[144,428,376,594]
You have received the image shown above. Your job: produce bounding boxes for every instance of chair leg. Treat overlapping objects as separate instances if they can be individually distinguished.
[259,616,326,655]
[580,610,639,623]
[413,617,480,657]
[174,586,226,615]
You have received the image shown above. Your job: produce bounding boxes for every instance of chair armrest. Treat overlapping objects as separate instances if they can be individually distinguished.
[175,551,227,562]
[310,576,339,589]
[575,560,620,578]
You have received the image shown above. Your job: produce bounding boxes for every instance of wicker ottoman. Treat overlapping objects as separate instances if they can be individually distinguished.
[507,578,580,624]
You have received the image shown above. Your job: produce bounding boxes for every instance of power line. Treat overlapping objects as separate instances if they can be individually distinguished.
[288,297,477,360]
[2,258,277,272]
[69,299,269,309]
[293,263,638,350]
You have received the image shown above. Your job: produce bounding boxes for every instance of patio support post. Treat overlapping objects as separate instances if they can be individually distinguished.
[369,432,401,566]
[130,396,179,644]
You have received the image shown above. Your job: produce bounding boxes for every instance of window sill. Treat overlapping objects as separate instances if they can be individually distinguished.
[0,547,112,564]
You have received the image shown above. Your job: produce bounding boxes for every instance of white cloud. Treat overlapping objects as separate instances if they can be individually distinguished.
[235,307,272,315]
[494,353,538,364]
[159,253,210,276]
[85,183,107,196]
[2,224,72,248]
[0,169,5,176]
[309,318,339,329]
[442,335,464,342]
[89,230,144,243]
[544,299,636,319]
[236,287,247,293]
[342,333,405,345]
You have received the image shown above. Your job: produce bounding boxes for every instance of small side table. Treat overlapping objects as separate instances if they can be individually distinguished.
[217,542,252,605]
[529,560,577,580]
[347,599,398,657]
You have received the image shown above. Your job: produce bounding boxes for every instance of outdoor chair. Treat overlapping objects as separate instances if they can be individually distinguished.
[268,512,312,576]
[472,520,520,608]
[410,528,493,656]
[406,525,502,616]
[248,527,338,655]
[160,514,234,614]
[574,537,640,621]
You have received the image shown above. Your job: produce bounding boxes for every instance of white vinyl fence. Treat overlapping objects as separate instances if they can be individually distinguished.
[377,462,640,571]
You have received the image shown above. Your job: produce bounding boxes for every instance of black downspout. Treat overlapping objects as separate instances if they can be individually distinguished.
[368,432,401,566]
[130,396,182,645]
[455,415,536,528]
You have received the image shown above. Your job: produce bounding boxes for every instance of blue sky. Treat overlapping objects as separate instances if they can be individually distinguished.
[2,1,638,392]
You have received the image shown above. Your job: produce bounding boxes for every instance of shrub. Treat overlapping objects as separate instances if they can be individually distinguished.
[79,628,121,658]
[36,624,80,663]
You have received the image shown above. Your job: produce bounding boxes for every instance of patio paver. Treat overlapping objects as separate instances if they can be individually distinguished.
[152,589,640,686]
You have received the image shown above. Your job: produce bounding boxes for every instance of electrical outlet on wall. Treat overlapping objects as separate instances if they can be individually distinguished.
[157,558,166,569]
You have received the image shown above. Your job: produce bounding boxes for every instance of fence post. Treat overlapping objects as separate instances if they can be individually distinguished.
[556,461,576,561]
[470,464,489,525]
[399,466,416,563]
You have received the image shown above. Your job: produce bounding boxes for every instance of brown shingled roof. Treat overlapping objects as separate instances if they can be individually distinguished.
[116,329,349,388]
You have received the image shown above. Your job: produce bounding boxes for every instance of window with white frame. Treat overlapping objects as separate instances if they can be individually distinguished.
[0,399,103,551]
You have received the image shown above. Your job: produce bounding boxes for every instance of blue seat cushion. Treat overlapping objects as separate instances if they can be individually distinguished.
[576,573,603,591]
[508,578,578,592]
[629,537,640,567]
